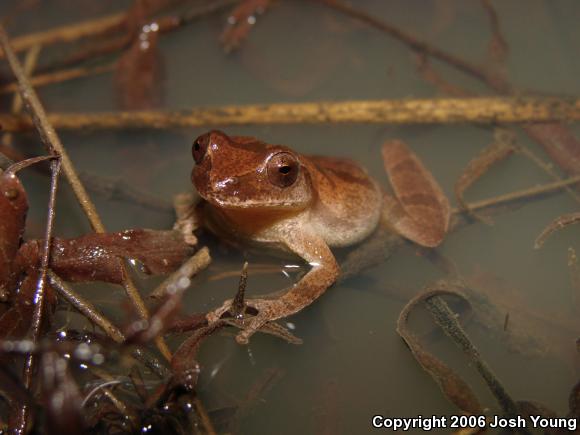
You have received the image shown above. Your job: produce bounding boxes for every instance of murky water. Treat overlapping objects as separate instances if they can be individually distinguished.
[1,1,579,433]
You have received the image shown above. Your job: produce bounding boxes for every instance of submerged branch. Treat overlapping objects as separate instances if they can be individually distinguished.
[1,97,579,131]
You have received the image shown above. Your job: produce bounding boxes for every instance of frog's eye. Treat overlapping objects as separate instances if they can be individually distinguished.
[267,152,299,188]
[192,134,209,164]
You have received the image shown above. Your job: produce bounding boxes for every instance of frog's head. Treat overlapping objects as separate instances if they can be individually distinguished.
[191,130,313,210]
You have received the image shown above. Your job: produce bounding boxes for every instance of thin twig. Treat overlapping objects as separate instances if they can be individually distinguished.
[457,174,580,214]
[0,63,115,95]
[0,12,126,58]
[2,44,40,148]
[17,156,61,433]
[318,0,510,93]
[515,142,580,204]
[6,42,58,433]
[193,397,218,435]
[37,0,238,77]
[48,271,124,343]
[48,271,169,379]
[1,97,579,132]
[149,247,211,300]
[0,25,104,232]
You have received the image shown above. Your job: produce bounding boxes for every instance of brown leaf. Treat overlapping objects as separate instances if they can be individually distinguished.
[115,26,164,110]
[15,229,194,285]
[0,169,28,300]
[382,140,450,247]
[220,0,273,53]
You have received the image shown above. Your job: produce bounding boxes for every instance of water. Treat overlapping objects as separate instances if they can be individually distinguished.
[1,1,579,433]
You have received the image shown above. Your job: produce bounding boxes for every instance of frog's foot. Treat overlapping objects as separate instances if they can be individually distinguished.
[207,298,287,344]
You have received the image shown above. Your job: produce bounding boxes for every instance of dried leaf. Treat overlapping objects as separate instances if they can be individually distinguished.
[454,128,515,223]
[115,25,164,110]
[15,229,194,285]
[534,212,580,249]
[220,0,272,53]
[382,140,450,247]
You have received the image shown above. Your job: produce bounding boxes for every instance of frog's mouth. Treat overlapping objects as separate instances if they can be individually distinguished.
[202,192,308,211]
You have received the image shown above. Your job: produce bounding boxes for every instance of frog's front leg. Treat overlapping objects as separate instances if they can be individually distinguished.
[173,191,203,246]
[381,140,450,248]
[207,230,339,344]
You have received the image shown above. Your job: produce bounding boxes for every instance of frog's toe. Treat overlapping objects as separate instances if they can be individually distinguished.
[206,299,234,323]
[235,316,266,345]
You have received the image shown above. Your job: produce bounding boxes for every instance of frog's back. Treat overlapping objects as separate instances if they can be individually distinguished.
[305,155,382,247]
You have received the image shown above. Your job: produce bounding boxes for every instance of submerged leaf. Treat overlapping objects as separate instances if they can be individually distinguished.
[115,24,164,110]
[220,0,273,53]
[397,288,482,415]
[534,212,580,249]
[382,140,450,247]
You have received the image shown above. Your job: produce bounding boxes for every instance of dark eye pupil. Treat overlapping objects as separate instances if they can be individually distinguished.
[279,165,291,174]
[194,142,200,151]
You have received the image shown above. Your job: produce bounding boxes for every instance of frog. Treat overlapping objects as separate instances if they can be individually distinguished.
[174,130,450,344]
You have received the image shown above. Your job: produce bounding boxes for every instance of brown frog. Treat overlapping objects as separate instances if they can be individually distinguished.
[175,130,449,343]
